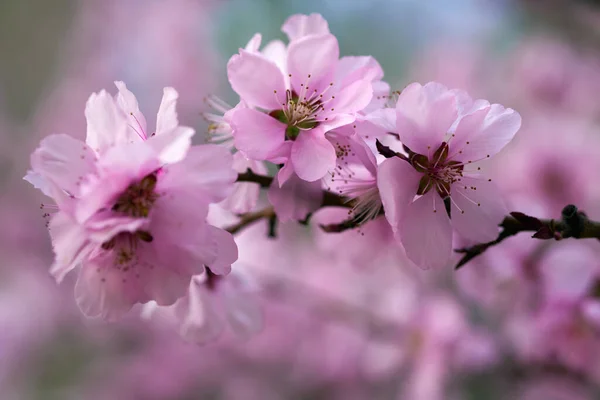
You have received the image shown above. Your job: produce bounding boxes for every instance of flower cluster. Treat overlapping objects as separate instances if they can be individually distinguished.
[26,13,522,343]
[26,82,237,322]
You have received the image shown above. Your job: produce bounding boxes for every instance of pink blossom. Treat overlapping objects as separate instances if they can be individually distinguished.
[142,266,262,344]
[203,96,268,214]
[228,14,375,183]
[25,85,238,320]
[376,82,521,269]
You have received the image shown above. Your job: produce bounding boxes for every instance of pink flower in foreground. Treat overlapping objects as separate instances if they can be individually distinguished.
[227,13,375,183]
[25,84,237,320]
[377,82,521,269]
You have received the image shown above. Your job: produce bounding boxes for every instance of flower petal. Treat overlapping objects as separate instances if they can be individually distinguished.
[450,104,521,163]
[327,77,373,115]
[396,82,457,156]
[399,191,452,269]
[365,107,397,133]
[74,252,148,320]
[268,173,323,222]
[227,50,286,110]
[85,90,130,153]
[220,152,268,213]
[291,130,336,181]
[287,34,339,95]
[155,87,179,136]
[282,13,330,41]
[146,125,194,164]
[176,278,224,343]
[450,175,507,242]
[262,39,288,73]
[230,108,286,160]
[158,144,236,205]
[206,226,238,275]
[244,33,262,52]
[114,81,148,139]
[377,157,421,232]
[30,134,97,197]
[48,211,94,283]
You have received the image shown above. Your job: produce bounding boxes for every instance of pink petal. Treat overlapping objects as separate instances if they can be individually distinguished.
[399,191,452,269]
[327,77,373,115]
[318,114,355,133]
[276,160,294,187]
[85,89,131,153]
[396,82,457,156]
[146,126,194,164]
[206,226,238,275]
[175,279,224,343]
[287,34,339,96]
[365,108,397,133]
[158,144,236,205]
[155,87,180,136]
[376,157,421,232]
[281,13,330,41]
[223,271,263,337]
[30,134,97,197]
[268,173,323,222]
[291,130,337,181]
[142,255,194,307]
[327,131,377,176]
[231,108,286,160]
[336,56,384,86]
[114,81,148,139]
[450,175,507,242]
[268,140,293,165]
[450,104,522,163]
[244,33,262,52]
[261,40,288,73]
[227,50,286,110]
[85,212,147,243]
[74,252,148,320]
[220,152,268,213]
[150,199,216,269]
[48,211,94,283]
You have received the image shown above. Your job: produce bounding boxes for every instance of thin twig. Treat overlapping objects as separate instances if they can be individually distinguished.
[225,207,276,235]
[236,170,353,209]
[455,205,600,270]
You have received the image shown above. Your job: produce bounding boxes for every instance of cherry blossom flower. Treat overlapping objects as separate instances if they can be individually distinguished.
[376,82,521,269]
[203,96,268,214]
[142,267,262,344]
[25,84,238,320]
[227,14,375,183]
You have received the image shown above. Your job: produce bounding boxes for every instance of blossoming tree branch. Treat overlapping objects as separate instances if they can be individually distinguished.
[24,13,600,343]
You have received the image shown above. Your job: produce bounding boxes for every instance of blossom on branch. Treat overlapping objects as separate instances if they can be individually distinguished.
[376,82,522,269]
[227,13,382,184]
[25,83,238,320]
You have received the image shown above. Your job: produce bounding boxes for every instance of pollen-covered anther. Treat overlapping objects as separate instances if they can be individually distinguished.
[112,172,159,218]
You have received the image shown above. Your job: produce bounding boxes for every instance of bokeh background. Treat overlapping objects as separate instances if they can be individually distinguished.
[2,0,600,399]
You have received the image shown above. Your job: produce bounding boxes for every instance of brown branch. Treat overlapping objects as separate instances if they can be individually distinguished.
[236,169,273,188]
[236,170,352,209]
[225,207,275,235]
[455,205,600,270]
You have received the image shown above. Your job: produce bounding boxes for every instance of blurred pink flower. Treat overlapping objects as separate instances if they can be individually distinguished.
[25,84,237,320]
[143,267,261,344]
[202,96,268,214]
[376,82,521,268]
